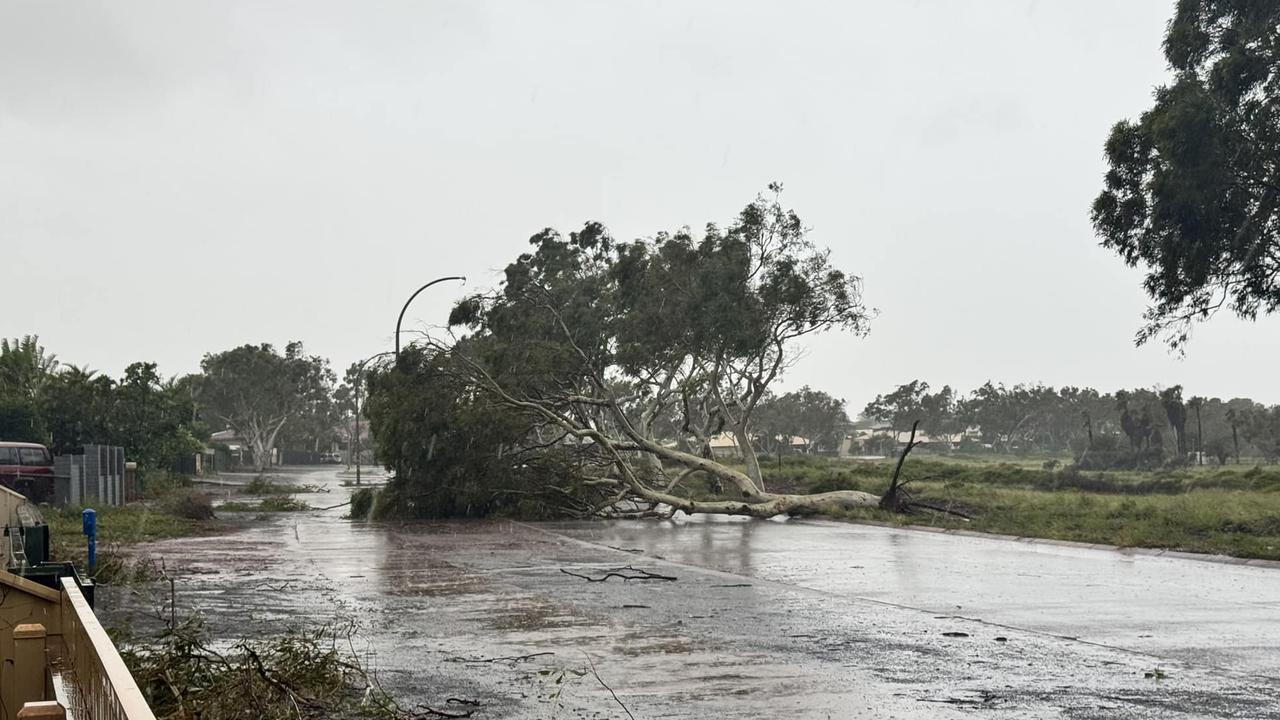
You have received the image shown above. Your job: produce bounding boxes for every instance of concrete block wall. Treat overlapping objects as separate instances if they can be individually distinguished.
[52,447,125,508]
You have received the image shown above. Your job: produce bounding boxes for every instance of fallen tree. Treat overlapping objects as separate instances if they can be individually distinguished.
[373,187,898,519]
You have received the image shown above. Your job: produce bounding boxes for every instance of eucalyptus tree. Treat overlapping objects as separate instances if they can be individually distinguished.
[755,387,848,455]
[1242,405,1280,463]
[863,380,929,437]
[199,342,335,473]
[1093,0,1280,349]
[443,187,876,517]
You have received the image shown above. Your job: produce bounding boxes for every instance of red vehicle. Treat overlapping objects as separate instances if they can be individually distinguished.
[0,441,54,503]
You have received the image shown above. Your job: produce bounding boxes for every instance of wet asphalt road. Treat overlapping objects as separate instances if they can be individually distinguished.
[101,468,1280,718]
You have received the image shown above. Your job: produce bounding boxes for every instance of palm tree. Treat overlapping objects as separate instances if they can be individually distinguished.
[0,335,59,399]
[1187,396,1205,465]
[1226,408,1241,464]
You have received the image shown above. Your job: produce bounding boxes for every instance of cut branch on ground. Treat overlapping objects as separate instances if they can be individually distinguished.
[559,566,677,582]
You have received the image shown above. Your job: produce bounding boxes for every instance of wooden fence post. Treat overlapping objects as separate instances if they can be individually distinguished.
[17,701,65,719]
[12,623,48,713]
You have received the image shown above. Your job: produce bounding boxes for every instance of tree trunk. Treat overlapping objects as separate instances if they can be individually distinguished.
[880,421,919,512]
[733,426,765,492]
[615,484,881,518]
[1195,407,1203,465]
[241,416,288,474]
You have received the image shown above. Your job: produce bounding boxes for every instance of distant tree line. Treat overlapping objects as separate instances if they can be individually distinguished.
[0,335,350,474]
[862,380,1278,467]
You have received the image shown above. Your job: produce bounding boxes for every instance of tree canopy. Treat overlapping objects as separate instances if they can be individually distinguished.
[1092,0,1280,349]
[754,386,849,456]
[372,188,877,518]
[0,337,207,469]
[200,342,335,472]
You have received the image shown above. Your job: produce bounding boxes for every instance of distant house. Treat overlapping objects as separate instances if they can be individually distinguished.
[707,431,809,458]
[839,424,982,457]
[209,428,278,469]
[707,432,740,458]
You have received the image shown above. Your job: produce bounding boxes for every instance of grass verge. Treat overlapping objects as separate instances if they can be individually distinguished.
[44,472,221,582]
[753,455,1280,561]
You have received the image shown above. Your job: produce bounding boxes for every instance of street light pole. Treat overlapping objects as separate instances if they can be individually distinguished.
[357,276,464,486]
[395,276,466,357]
[352,351,393,486]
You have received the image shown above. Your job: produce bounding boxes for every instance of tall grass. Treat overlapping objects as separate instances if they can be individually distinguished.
[753,455,1280,560]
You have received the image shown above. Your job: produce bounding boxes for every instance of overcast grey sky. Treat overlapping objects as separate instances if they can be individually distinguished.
[2,0,1277,411]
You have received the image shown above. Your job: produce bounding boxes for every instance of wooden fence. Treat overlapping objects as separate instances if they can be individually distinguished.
[58,577,156,720]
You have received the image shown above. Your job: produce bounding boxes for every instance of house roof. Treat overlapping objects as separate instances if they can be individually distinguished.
[707,432,808,448]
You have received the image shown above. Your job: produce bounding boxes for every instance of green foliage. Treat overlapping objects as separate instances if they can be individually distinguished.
[0,335,56,442]
[121,614,397,720]
[1241,406,1280,462]
[1092,0,1280,348]
[111,363,205,469]
[139,469,193,498]
[0,335,58,400]
[364,346,570,519]
[754,386,848,454]
[348,487,376,519]
[161,489,216,520]
[898,485,1280,562]
[0,400,44,442]
[200,342,335,471]
[448,186,872,494]
[38,365,114,454]
[259,495,311,511]
[219,496,311,512]
[1,337,210,470]
[46,499,215,583]
[863,380,930,433]
[859,379,1280,467]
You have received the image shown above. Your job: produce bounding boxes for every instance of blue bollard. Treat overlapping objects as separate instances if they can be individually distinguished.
[82,508,97,570]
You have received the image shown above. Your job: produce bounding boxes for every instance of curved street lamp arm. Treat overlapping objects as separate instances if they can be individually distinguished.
[395,275,466,356]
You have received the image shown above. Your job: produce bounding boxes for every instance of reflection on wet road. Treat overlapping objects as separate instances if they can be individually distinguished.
[545,515,1280,676]
[101,468,1280,718]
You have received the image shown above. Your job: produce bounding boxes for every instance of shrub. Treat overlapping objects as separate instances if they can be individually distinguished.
[257,496,310,512]
[121,615,396,720]
[1074,447,1165,471]
[141,470,192,499]
[162,489,215,521]
[348,487,376,519]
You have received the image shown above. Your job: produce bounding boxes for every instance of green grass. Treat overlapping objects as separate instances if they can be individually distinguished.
[45,503,215,582]
[751,454,1280,561]
[42,473,222,582]
[46,505,207,554]
[861,485,1280,560]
